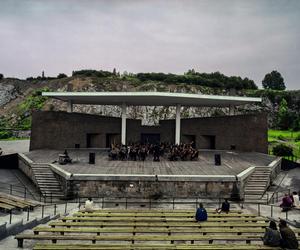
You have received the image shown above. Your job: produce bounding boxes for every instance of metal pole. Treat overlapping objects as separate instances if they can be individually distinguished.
[54,204,57,215]
[258,203,260,216]
[10,185,12,195]
[42,205,44,218]
[271,205,273,218]
[24,188,27,199]
[125,198,128,209]
[102,197,104,209]
[64,202,68,214]
[149,198,151,210]
[9,209,12,224]
[286,210,288,220]
[173,198,175,210]
[27,207,30,221]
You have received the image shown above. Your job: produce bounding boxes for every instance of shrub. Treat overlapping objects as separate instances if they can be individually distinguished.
[272,144,293,157]
[0,130,13,139]
[277,135,285,141]
[295,134,300,142]
[57,73,67,79]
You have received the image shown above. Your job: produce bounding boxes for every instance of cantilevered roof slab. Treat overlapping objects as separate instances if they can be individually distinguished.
[42,92,261,107]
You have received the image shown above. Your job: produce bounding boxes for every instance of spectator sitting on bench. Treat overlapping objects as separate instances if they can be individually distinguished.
[195,203,207,222]
[280,193,293,212]
[216,198,230,213]
[262,221,281,247]
[292,191,300,208]
[80,197,95,213]
[279,219,299,249]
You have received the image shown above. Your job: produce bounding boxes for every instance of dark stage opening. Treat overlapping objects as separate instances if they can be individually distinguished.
[106,133,120,147]
[201,135,216,149]
[141,133,160,144]
[87,133,101,148]
[182,134,196,147]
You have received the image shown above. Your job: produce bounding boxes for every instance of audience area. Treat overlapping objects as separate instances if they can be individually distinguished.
[15,207,300,249]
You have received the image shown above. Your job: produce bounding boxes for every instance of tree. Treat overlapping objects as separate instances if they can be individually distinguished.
[262,70,286,90]
[0,73,3,80]
[57,73,67,79]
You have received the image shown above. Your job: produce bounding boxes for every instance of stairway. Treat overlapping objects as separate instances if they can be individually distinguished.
[31,163,64,200]
[244,167,271,203]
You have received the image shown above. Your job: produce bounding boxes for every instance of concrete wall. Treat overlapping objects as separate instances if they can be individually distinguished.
[30,111,268,153]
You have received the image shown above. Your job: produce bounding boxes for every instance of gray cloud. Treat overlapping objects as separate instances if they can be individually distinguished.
[0,0,299,89]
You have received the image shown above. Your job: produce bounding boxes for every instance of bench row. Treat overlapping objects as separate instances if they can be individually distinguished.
[33,243,285,250]
[17,234,300,248]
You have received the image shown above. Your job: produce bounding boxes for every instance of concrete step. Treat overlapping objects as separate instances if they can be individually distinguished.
[244,191,265,195]
[244,194,263,199]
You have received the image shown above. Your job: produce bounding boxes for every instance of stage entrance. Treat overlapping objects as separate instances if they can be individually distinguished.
[106,133,120,147]
[141,133,160,144]
[86,133,101,148]
[200,135,216,149]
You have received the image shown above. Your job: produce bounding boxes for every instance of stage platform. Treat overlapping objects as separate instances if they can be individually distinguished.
[25,149,275,177]
[22,149,279,198]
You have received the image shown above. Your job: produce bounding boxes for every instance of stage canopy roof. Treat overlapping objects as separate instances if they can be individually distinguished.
[42,92,261,107]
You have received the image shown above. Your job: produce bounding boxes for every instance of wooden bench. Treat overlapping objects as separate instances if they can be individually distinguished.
[0,202,15,210]
[82,209,243,214]
[73,212,257,218]
[61,216,268,223]
[0,197,28,209]
[16,233,282,248]
[33,226,270,235]
[33,243,284,250]
[49,221,269,228]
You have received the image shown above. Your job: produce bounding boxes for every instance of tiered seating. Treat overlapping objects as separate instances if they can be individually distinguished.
[15,209,300,249]
[0,192,40,211]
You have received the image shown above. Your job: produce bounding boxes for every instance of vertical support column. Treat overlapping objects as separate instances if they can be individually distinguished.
[121,103,127,145]
[229,105,234,116]
[67,100,73,113]
[175,104,181,145]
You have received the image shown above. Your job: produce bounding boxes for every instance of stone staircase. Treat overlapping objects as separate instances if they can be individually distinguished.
[244,166,271,203]
[31,163,64,200]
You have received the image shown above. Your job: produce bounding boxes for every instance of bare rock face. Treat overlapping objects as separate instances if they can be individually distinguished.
[0,83,17,107]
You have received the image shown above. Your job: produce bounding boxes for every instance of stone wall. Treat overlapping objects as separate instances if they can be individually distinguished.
[63,179,235,199]
[30,111,268,153]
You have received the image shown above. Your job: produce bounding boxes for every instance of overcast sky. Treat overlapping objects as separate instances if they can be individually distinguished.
[0,0,299,89]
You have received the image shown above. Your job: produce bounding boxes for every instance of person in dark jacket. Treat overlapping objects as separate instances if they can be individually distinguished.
[217,199,230,213]
[279,219,299,249]
[195,203,207,222]
[262,221,281,246]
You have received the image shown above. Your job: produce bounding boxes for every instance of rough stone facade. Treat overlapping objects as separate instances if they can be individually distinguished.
[54,178,235,199]
[30,111,268,153]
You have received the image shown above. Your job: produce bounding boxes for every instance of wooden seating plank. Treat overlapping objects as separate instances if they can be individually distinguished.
[49,221,269,228]
[33,243,284,250]
[73,212,257,218]
[61,216,268,223]
[84,209,243,214]
[14,233,273,246]
[0,202,15,210]
[0,197,28,209]
[33,226,269,235]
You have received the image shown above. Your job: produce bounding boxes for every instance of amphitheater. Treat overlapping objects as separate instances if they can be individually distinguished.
[0,91,299,249]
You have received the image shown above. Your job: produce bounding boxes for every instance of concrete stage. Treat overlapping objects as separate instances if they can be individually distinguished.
[20,149,281,199]
[25,149,275,177]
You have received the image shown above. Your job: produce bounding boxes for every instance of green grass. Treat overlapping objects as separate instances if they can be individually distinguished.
[268,129,300,160]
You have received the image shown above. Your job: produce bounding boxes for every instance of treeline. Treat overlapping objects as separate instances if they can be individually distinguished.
[136,71,257,90]
[70,69,258,90]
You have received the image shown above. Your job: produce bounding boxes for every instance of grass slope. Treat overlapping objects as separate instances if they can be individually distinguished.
[268,129,300,160]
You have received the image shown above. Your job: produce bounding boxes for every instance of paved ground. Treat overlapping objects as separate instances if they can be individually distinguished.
[0,140,29,155]
[25,149,275,176]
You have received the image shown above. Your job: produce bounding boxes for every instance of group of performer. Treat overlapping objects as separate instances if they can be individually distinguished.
[108,142,199,162]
